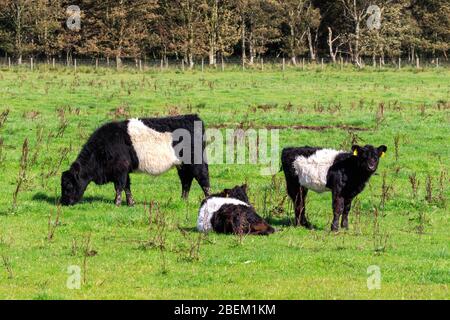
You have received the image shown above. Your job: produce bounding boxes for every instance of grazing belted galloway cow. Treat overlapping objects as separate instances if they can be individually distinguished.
[61,114,210,206]
[281,145,387,231]
[197,185,275,235]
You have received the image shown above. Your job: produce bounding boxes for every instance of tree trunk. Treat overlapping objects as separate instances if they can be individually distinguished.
[116,55,122,69]
[354,21,361,67]
[16,4,23,65]
[307,28,316,61]
[209,47,216,65]
[289,17,297,65]
[188,32,194,69]
[208,0,218,65]
[249,31,255,65]
[327,27,337,63]
[241,17,246,65]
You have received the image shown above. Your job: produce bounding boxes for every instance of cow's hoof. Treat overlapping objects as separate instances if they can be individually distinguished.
[127,199,136,207]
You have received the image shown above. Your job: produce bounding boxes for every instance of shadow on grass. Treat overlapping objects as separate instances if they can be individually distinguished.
[32,192,111,205]
[178,226,198,233]
[266,216,324,231]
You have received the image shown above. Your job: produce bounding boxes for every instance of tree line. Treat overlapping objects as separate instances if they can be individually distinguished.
[0,0,448,68]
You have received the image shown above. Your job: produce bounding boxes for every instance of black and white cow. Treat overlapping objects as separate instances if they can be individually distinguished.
[281,144,387,231]
[197,185,275,235]
[61,114,210,206]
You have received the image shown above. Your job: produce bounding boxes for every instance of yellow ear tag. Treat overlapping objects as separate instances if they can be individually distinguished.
[381,152,386,158]
[353,150,358,156]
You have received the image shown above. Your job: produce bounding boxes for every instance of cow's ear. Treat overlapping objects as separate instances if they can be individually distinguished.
[70,162,81,176]
[378,145,387,158]
[352,145,362,157]
[241,184,248,193]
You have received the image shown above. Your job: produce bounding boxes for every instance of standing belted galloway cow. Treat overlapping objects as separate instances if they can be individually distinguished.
[281,144,387,231]
[61,114,210,206]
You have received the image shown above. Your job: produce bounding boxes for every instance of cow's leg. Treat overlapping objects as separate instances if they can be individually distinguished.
[286,175,311,228]
[114,173,127,206]
[331,193,345,232]
[296,187,311,229]
[114,183,123,206]
[125,174,135,207]
[193,163,211,197]
[341,198,353,229]
[177,165,194,200]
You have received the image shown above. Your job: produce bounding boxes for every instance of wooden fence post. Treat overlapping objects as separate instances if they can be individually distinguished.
[30,58,33,70]
[282,57,285,71]
[398,57,401,70]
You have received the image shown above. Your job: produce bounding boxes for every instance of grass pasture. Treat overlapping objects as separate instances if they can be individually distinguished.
[0,65,449,299]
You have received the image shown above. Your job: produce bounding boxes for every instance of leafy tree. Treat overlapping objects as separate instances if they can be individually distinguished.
[0,0,35,63]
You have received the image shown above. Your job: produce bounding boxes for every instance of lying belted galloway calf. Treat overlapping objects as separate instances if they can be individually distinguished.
[61,114,210,206]
[197,185,275,235]
[282,144,387,231]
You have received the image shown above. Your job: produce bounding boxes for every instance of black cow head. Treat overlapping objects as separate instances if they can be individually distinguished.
[61,162,84,206]
[221,184,250,204]
[352,145,387,173]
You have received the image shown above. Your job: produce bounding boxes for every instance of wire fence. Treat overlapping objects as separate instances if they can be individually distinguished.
[0,55,447,72]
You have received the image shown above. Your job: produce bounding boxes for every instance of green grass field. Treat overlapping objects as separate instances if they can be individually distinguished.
[0,65,448,299]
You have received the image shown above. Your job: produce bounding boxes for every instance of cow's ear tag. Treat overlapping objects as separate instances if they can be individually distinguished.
[381,152,386,158]
[353,150,358,156]
[226,194,229,198]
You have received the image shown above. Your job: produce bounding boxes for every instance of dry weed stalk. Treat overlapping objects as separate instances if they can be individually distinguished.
[394,134,401,162]
[409,173,419,199]
[12,138,29,208]
[0,109,10,128]
[380,171,393,210]
[425,174,433,203]
[47,204,62,241]
[1,255,13,279]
